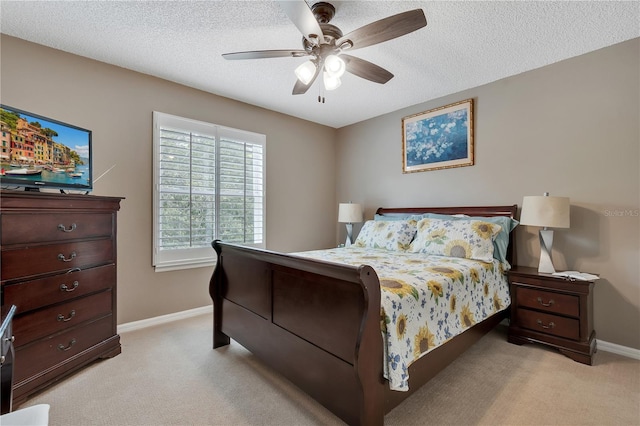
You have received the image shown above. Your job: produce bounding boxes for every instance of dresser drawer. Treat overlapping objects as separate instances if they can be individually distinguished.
[516,286,579,317]
[2,265,115,314]
[12,290,112,347]
[517,308,580,340]
[1,212,113,245]
[1,239,113,281]
[14,315,114,383]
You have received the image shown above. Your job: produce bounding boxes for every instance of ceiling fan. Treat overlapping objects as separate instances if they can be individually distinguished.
[222,1,427,99]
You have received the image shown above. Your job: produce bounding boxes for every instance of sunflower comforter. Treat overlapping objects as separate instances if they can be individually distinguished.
[294,247,510,391]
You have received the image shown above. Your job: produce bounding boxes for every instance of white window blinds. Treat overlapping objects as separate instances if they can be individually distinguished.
[153,112,265,272]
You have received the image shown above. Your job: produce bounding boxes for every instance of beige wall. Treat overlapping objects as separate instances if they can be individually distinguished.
[0,35,338,324]
[2,34,638,350]
[335,38,640,349]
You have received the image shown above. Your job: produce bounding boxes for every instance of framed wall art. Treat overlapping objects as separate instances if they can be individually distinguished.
[402,98,474,173]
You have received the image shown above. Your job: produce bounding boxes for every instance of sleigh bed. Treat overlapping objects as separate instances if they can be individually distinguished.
[209,205,518,425]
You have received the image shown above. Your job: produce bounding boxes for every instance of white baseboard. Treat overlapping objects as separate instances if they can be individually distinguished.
[597,339,640,360]
[117,305,212,334]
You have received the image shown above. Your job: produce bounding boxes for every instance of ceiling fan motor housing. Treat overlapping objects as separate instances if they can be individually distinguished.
[303,23,343,51]
[302,2,345,51]
[311,2,336,24]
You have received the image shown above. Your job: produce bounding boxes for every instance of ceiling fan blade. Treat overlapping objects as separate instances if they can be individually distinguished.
[342,54,394,84]
[277,0,324,44]
[336,9,427,51]
[222,50,308,60]
[292,61,322,95]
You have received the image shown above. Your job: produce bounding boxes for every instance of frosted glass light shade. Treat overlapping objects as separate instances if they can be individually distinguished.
[323,71,341,91]
[324,54,346,77]
[520,195,570,228]
[338,203,363,223]
[295,61,316,85]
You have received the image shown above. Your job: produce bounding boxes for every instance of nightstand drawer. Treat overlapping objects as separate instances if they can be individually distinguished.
[517,308,580,340]
[516,287,579,317]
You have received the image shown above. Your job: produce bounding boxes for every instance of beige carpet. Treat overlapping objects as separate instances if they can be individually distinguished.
[20,312,640,425]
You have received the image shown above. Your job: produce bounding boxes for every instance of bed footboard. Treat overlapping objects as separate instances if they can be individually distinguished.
[210,241,386,425]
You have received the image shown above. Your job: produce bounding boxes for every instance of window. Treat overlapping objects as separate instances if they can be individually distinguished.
[153,112,265,272]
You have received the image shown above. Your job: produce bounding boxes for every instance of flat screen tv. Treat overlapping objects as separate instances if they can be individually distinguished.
[0,105,92,193]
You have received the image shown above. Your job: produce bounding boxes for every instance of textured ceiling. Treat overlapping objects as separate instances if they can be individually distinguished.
[1,1,638,128]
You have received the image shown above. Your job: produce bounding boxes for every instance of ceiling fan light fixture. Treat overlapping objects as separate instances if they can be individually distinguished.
[295,60,317,85]
[324,54,345,78]
[223,2,428,97]
[323,71,341,91]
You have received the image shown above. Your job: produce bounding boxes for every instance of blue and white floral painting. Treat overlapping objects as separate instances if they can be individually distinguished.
[402,99,474,173]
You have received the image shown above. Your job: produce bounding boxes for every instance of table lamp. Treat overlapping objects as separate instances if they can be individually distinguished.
[520,192,570,273]
[338,202,363,247]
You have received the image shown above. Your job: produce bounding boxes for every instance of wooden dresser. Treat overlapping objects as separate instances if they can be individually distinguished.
[0,191,123,406]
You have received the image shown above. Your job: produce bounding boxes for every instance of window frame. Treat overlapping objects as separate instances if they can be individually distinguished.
[152,111,266,272]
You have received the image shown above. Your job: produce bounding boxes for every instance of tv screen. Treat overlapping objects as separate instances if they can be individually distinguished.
[0,105,92,192]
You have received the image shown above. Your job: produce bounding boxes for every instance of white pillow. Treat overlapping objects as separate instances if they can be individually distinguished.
[409,218,501,262]
[354,220,417,251]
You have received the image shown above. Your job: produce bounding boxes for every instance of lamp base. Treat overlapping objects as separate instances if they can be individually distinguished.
[538,229,556,274]
[345,223,353,247]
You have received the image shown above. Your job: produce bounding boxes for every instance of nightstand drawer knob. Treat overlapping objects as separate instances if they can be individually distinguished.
[537,297,555,307]
[536,319,555,329]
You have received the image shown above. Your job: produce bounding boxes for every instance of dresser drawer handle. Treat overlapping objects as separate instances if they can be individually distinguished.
[536,319,555,329]
[57,339,77,351]
[57,223,77,233]
[60,281,80,292]
[57,310,76,322]
[537,297,555,307]
[58,252,77,262]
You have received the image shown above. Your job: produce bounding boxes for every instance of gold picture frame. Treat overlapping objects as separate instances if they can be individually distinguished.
[402,98,474,173]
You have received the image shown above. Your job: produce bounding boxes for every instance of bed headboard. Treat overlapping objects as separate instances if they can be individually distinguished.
[375,205,518,266]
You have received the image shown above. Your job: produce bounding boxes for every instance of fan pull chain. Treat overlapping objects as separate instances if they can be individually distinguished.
[318,85,326,104]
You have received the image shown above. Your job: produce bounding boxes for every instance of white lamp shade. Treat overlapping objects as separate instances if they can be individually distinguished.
[338,203,363,223]
[520,195,570,228]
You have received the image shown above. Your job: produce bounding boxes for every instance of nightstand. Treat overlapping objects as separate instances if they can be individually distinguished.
[507,266,596,365]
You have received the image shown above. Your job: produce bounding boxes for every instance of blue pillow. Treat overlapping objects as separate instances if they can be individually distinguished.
[424,213,519,266]
[374,213,426,221]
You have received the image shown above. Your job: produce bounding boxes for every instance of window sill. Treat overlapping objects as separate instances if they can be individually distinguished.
[154,258,216,273]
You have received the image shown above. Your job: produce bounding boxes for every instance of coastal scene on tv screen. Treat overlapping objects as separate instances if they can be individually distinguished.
[0,106,90,188]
